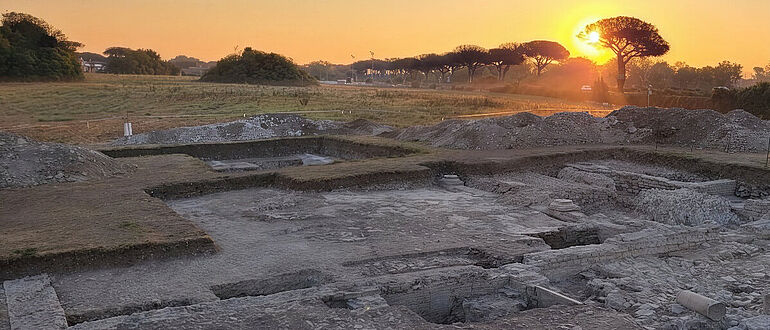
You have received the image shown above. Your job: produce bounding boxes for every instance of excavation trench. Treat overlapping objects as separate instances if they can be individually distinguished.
[210,269,333,300]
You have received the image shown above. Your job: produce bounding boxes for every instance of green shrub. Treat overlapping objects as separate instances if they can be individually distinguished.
[0,12,83,81]
[201,47,316,86]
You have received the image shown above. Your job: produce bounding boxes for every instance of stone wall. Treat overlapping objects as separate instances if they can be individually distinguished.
[375,264,550,324]
[566,164,736,196]
[378,267,510,323]
[744,199,770,221]
[522,227,720,279]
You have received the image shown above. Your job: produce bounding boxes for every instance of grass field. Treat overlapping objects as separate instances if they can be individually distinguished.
[0,73,614,144]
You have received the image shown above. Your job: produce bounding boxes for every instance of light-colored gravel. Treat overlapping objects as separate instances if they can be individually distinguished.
[390,106,770,152]
[111,114,392,145]
[0,132,132,189]
[633,188,739,226]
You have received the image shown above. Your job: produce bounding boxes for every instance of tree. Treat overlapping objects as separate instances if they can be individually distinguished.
[647,61,675,89]
[751,62,770,82]
[416,53,442,81]
[673,64,699,90]
[450,45,488,83]
[710,61,743,88]
[522,40,569,76]
[435,53,459,83]
[753,66,769,82]
[103,47,180,75]
[201,47,316,86]
[305,60,333,80]
[625,57,654,87]
[169,55,205,69]
[506,61,533,87]
[579,16,670,92]
[389,57,419,84]
[0,12,83,81]
[487,42,525,80]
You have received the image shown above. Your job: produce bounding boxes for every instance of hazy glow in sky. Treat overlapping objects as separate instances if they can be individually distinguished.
[4,0,769,73]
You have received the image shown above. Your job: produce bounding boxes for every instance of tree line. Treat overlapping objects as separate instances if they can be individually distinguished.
[338,40,570,84]
[102,47,179,75]
[610,59,744,92]
[307,16,671,92]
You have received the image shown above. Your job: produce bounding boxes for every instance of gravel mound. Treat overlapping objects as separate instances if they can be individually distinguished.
[111,114,392,146]
[391,106,770,152]
[611,107,770,152]
[390,112,613,150]
[633,188,739,226]
[1,132,131,189]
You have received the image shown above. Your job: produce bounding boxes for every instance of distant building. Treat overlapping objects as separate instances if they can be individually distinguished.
[80,58,106,73]
[180,66,210,76]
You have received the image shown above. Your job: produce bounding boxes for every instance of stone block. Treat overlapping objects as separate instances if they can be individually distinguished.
[3,274,67,330]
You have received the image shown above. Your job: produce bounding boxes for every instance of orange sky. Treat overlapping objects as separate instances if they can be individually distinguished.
[4,0,769,75]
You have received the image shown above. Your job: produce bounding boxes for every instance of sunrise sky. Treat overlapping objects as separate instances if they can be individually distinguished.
[4,0,769,74]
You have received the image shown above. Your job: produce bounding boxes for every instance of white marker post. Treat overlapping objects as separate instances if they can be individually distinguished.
[123,122,133,136]
[647,85,652,107]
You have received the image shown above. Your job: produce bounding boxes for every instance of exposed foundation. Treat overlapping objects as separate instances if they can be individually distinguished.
[3,139,770,329]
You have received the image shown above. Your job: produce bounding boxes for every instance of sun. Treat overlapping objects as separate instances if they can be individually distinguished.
[587,31,601,44]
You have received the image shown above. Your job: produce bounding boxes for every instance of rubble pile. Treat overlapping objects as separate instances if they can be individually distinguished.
[391,111,613,150]
[633,188,739,226]
[392,106,770,152]
[611,107,770,152]
[1,132,131,189]
[576,244,770,329]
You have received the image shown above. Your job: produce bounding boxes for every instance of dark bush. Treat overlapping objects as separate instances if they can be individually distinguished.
[735,82,770,119]
[0,12,83,81]
[103,47,179,75]
[710,87,737,112]
[201,47,316,86]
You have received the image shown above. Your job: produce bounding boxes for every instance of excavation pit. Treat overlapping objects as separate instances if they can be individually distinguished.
[211,269,332,299]
[5,143,770,329]
[527,226,602,250]
[206,153,334,172]
[98,136,420,171]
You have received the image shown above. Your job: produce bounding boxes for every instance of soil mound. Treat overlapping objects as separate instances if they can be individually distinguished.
[1,132,131,189]
[609,107,770,152]
[392,111,615,150]
[111,114,393,146]
[393,106,770,152]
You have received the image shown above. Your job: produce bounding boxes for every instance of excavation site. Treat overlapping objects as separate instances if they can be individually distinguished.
[2,109,770,330]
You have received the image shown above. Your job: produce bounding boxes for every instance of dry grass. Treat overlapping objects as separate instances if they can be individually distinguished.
[0,73,612,144]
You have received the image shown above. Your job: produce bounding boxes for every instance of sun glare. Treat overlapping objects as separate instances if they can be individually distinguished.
[587,31,601,43]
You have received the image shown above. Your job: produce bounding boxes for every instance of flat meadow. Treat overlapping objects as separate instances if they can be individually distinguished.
[0,73,612,144]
